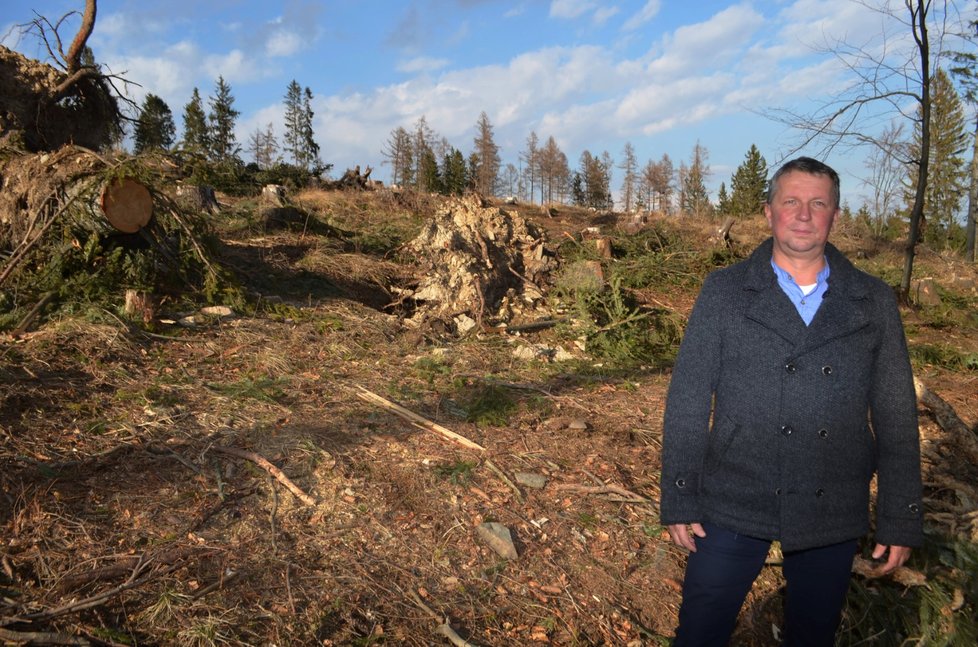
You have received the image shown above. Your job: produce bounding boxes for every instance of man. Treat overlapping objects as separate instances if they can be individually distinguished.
[659,157,922,647]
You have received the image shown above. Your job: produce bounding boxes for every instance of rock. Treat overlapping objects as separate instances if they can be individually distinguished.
[454,313,477,334]
[514,472,547,489]
[476,522,518,559]
[200,305,234,318]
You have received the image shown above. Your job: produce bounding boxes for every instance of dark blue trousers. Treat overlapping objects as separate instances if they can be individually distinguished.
[672,523,857,647]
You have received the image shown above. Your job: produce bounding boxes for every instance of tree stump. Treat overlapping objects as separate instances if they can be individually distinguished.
[175,184,219,214]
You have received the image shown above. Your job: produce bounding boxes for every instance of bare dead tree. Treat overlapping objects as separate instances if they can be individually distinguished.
[862,121,909,238]
[764,1,963,301]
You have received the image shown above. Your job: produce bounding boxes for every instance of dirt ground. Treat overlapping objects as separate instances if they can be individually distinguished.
[1,190,977,646]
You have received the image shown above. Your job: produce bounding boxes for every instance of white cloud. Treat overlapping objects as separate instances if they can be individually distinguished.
[646,5,764,77]
[593,6,620,25]
[622,0,662,31]
[266,30,303,57]
[397,56,450,74]
[549,0,596,20]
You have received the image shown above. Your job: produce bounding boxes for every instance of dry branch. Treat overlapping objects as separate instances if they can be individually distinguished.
[914,377,978,465]
[408,590,479,647]
[483,459,523,502]
[554,482,650,503]
[211,446,316,505]
[355,386,485,451]
[0,627,90,645]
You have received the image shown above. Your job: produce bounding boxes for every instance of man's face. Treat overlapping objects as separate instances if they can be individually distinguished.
[764,171,838,261]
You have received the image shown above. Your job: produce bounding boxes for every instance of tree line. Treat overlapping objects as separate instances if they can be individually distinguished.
[127,27,974,258]
[132,76,326,188]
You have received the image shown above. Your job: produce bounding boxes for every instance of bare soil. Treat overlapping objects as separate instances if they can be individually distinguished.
[1,189,976,646]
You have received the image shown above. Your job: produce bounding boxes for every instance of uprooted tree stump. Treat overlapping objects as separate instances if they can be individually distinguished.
[399,194,556,331]
[324,165,379,191]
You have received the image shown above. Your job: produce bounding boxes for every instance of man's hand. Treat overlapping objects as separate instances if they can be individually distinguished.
[871,544,912,574]
[667,523,706,552]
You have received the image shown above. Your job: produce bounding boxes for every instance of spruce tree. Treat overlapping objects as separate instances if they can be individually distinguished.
[208,76,240,162]
[181,87,210,155]
[472,112,501,196]
[134,93,175,153]
[301,87,321,172]
[729,144,768,217]
[441,148,467,195]
[418,147,441,193]
[949,18,978,261]
[681,142,710,217]
[717,182,731,215]
[283,80,304,167]
[905,68,969,248]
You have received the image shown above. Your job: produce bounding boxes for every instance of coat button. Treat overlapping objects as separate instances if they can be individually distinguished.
[818,428,829,438]
[822,365,833,375]
[775,488,783,495]
[785,363,796,373]
[908,503,920,514]
[781,424,793,437]
[815,488,825,497]
[675,478,686,488]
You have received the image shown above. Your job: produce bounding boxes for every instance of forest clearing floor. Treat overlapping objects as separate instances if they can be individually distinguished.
[2,189,977,646]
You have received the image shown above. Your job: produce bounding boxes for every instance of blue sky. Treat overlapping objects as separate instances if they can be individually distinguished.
[3,1,972,207]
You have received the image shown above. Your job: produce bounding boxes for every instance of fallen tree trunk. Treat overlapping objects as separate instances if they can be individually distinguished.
[0,147,153,251]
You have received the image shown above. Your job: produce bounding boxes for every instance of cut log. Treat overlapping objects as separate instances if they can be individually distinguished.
[100,177,154,233]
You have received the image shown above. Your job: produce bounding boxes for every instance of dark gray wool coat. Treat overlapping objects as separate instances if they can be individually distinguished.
[659,238,922,552]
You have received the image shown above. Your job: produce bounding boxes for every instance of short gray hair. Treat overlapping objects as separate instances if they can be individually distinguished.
[766,157,841,209]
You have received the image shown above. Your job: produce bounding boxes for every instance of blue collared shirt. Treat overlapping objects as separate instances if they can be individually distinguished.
[771,258,830,326]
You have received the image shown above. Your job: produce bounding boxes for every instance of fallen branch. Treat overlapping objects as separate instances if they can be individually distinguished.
[21,556,182,623]
[554,482,650,503]
[211,446,316,506]
[355,386,485,451]
[408,589,479,647]
[190,569,239,601]
[483,459,523,503]
[914,376,978,465]
[0,627,90,645]
[10,291,56,337]
[852,555,927,587]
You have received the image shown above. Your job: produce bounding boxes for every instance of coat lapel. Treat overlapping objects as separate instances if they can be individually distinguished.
[794,244,872,356]
[742,239,807,346]
[741,239,871,355]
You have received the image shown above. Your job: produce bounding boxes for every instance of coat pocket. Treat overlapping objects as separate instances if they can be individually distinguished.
[704,415,739,474]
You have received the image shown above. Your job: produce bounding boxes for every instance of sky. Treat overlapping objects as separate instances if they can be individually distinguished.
[2,0,973,207]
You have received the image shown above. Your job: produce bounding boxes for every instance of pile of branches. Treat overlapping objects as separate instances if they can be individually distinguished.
[0,146,228,332]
